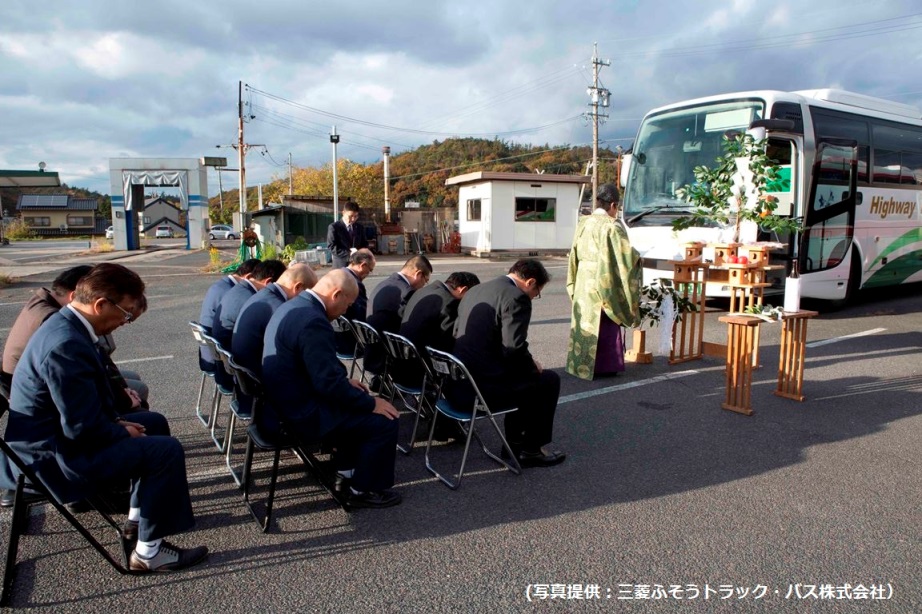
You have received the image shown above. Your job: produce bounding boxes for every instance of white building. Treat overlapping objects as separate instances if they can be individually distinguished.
[445,171,589,255]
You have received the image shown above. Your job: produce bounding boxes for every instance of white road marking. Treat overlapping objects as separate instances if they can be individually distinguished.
[114,355,174,364]
[806,327,886,348]
[558,369,700,405]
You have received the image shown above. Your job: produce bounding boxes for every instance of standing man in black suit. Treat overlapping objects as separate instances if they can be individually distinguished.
[452,259,566,468]
[364,254,433,379]
[327,202,368,269]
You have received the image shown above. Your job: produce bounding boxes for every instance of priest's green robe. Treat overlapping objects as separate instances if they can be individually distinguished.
[566,211,642,380]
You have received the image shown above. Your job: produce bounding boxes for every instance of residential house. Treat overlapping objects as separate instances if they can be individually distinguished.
[17,194,99,236]
[140,196,185,236]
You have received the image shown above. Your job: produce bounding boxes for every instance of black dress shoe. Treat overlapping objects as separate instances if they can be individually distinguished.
[347,489,402,509]
[502,445,567,468]
[517,446,567,468]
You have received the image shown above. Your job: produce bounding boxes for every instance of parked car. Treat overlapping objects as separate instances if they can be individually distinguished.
[105,226,114,239]
[155,225,174,238]
[208,224,237,240]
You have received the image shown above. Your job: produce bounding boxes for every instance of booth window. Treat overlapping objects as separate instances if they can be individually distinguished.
[515,197,556,222]
[466,199,481,221]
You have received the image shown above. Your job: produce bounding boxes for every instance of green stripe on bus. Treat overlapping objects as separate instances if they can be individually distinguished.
[868,227,922,270]
[863,249,922,287]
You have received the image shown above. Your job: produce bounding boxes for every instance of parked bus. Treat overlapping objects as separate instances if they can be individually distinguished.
[621,89,922,303]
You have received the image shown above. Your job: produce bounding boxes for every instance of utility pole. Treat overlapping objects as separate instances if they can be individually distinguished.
[586,43,611,205]
[217,167,224,213]
[330,126,340,220]
[288,152,293,195]
[382,146,391,222]
[227,82,265,231]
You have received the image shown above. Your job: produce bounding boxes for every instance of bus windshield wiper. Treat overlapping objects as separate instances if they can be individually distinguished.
[626,205,690,224]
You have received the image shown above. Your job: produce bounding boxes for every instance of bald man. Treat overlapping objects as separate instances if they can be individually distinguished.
[262,269,401,509]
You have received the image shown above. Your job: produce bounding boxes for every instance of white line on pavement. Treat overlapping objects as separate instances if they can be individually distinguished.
[558,369,700,405]
[115,355,174,364]
[806,327,886,348]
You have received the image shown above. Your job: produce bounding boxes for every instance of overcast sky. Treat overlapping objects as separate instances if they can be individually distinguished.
[2,0,921,197]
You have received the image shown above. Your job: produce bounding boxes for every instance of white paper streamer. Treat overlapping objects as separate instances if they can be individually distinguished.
[656,294,676,355]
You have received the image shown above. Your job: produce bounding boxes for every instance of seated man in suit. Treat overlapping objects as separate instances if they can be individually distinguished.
[1,265,147,412]
[0,263,207,572]
[364,254,433,380]
[232,263,318,376]
[212,259,287,387]
[336,249,376,357]
[452,259,565,468]
[262,269,401,509]
[394,271,480,387]
[327,202,368,269]
[198,258,261,373]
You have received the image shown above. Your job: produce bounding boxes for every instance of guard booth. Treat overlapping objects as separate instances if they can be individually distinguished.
[108,158,209,250]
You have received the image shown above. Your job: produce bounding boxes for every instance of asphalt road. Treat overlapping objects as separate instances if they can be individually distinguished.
[0,249,919,612]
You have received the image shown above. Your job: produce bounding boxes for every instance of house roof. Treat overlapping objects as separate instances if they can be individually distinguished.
[445,171,590,187]
[17,194,98,211]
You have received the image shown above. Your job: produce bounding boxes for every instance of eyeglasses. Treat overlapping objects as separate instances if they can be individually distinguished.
[106,298,135,323]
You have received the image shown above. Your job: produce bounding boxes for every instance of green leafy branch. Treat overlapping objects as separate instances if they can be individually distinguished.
[673,133,799,242]
[639,279,698,328]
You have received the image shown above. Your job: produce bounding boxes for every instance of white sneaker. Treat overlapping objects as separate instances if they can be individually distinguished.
[129,540,208,572]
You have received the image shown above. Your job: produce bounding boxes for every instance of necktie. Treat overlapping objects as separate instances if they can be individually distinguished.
[348,225,356,245]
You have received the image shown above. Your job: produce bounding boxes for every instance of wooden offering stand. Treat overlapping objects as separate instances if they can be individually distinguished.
[718,314,762,416]
[624,329,653,364]
[775,310,819,401]
[669,257,709,364]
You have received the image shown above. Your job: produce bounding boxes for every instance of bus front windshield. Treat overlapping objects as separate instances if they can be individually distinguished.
[624,99,766,224]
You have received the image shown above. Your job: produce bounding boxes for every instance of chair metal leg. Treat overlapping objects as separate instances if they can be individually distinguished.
[225,411,251,488]
[424,408,521,489]
[262,449,283,533]
[2,476,29,607]
[209,388,229,452]
[195,372,214,427]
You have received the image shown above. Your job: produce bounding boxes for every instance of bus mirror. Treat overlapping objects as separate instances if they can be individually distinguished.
[749,118,796,132]
[619,154,632,188]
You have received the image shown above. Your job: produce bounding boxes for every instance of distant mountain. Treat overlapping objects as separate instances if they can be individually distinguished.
[215,137,619,218]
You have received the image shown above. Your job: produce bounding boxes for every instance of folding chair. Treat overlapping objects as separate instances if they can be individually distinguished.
[0,396,136,606]
[213,346,253,487]
[189,321,217,426]
[199,331,235,452]
[424,347,522,490]
[331,316,359,379]
[235,361,350,531]
[350,320,390,393]
[381,331,435,455]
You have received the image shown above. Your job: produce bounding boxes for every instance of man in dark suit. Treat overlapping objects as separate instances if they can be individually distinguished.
[232,263,317,376]
[198,258,260,373]
[262,269,401,509]
[0,263,207,572]
[452,259,566,468]
[336,249,376,356]
[364,254,433,378]
[327,202,368,269]
[212,259,286,387]
[395,271,480,386]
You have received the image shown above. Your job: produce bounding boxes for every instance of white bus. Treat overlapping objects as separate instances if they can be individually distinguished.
[621,89,922,303]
